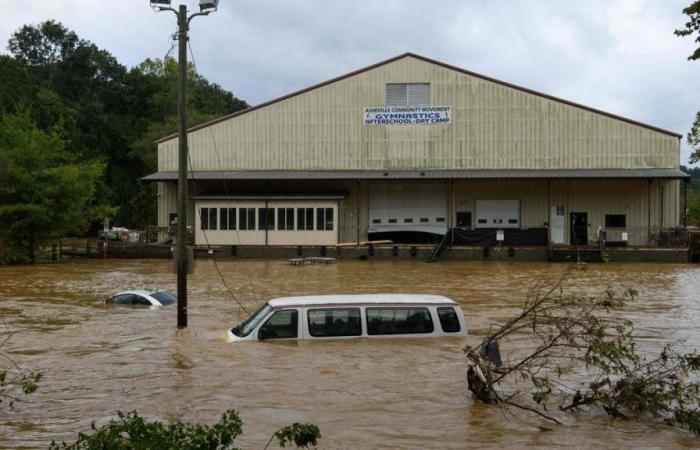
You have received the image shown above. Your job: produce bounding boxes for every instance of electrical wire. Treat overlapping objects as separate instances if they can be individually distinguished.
[178,40,261,314]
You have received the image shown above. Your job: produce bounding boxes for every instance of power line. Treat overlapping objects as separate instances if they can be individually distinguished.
[183,41,261,313]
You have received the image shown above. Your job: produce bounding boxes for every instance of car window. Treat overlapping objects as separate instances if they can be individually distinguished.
[259,310,298,339]
[112,294,135,305]
[366,307,434,335]
[437,307,461,333]
[308,308,362,337]
[133,295,153,306]
[151,291,177,305]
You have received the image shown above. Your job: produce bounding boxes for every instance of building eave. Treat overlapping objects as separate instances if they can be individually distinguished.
[141,168,691,183]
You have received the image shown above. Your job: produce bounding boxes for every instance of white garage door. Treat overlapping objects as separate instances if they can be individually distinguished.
[368,184,448,235]
[475,200,520,229]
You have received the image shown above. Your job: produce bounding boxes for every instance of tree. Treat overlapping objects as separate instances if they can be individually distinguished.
[676,2,700,163]
[5,21,249,230]
[465,269,700,433]
[48,409,320,449]
[0,112,106,264]
[0,321,42,409]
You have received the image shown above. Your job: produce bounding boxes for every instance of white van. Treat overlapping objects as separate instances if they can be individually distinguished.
[227,294,467,342]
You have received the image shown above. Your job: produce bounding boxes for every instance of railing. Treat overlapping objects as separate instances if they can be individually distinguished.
[598,227,689,248]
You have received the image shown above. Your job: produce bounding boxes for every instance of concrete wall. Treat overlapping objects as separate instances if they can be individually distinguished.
[157,55,680,172]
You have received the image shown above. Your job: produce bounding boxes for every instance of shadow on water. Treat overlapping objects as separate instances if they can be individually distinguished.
[0,259,698,448]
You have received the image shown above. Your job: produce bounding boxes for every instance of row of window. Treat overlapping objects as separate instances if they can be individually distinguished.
[371,217,446,225]
[260,306,461,339]
[200,207,334,231]
[477,218,518,224]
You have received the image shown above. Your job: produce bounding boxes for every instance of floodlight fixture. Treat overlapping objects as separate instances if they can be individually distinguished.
[199,0,219,13]
[150,0,171,6]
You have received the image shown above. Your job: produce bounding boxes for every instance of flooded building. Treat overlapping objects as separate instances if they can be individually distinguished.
[143,53,689,249]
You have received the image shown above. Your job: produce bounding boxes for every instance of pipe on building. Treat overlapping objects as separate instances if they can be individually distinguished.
[684,180,689,228]
[647,180,652,245]
[356,181,360,245]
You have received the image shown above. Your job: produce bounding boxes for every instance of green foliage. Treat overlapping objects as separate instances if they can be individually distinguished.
[269,423,322,449]
[49,409,321,450]
[49,410,243,450]
[688,112,700,165]
[1,321,43,408]
[0,112,105,263]
[2,20,248,234]
[675,1,700,61]
[676,2,700,163]
[466,273,700,434]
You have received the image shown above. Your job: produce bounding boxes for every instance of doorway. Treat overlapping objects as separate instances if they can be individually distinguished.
[569,212,588,246]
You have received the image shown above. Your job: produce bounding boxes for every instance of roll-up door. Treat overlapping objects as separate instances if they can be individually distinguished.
[474,200,520,229]
[368,184,448,235]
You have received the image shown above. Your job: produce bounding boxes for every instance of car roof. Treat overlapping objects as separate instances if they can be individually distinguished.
[114,289,160,297]
[267,294,457,308]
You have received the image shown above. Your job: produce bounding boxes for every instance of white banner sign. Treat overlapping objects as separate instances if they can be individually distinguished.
[363,106,451,125]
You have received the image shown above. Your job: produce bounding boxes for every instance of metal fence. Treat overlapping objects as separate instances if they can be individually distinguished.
[599,227,689,248]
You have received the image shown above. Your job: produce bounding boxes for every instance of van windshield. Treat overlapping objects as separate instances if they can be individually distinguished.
[232,304,272,337]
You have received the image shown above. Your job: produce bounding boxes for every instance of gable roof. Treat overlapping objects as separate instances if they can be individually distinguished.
[156,52,682,143]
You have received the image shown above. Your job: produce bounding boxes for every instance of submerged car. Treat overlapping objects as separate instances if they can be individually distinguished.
[106,289,177,306]
[227,294,467,342]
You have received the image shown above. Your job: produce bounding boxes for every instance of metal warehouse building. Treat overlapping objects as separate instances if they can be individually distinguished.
[143,53,689,252]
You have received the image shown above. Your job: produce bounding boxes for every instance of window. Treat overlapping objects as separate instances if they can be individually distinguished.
[316,208,334,231]
[308,308,362,337]
[420,218,429,223]
[259,310,298,339]
[200,208,217,230]
[258,208,275,230]
[219,208,236,230]
[151,291,177,306]
[388,218,397,224]
[372,219,381,224]
[437,307,461,333]
[605,214,626,228]
[386,83,430,106]
[277,208,295,230]
[436,217,446,223]
[404,218,413,223]
[133,295,153,306]
[169,213,178,226]
[112,294,135,305]
[232,304,272,338]
[297,208,314,230]
[366,307,434,335]
[239,208,256,230]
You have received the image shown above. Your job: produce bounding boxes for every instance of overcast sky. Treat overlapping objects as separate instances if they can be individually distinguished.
[1,0,698,165]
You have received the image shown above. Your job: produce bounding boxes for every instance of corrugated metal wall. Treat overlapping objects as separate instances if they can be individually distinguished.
[158,179,680,244]
[157,56,679,172]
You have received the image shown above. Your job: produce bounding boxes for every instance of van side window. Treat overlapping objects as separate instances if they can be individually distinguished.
[308,308,362,337]
[437,307,461,333]
[366,307,434,335]
[259,310,298,339]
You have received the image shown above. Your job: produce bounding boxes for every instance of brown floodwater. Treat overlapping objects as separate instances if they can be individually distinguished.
[0,259,699,449]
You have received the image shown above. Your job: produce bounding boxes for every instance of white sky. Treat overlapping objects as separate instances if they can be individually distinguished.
[0,0,698,165]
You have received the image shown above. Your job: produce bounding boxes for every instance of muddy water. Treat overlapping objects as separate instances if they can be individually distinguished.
[0,259,699,449]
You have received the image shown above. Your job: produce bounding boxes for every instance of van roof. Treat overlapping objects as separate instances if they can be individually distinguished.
[267,294,457,308]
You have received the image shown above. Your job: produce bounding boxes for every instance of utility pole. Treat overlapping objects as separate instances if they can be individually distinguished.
[151,0,220,328]
[176,3,188,328]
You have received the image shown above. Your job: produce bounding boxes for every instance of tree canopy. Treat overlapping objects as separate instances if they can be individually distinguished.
[676,2,700,164]
[0,20,248,263]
